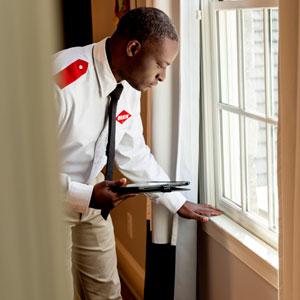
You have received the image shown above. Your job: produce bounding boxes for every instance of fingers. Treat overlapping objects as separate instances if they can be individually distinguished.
[194,204,223,216]
[197,204,223,216]
[113,199,123,207]
[191,211,209,222]
[196,209,222,216]
[104,179,136,200]
[112,193,137,208]
[201,204,214,208]
[179,201,223,222]
[106,178,127,187]
[194,207,222,221]
[117,178,127,186]
[118,193,137,200]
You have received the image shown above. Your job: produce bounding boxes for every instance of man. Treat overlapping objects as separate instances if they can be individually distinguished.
[54,7,221,300]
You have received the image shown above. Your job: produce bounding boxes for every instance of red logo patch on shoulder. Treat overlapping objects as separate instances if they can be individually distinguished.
[116,110,132,124]
[55,59,88,89]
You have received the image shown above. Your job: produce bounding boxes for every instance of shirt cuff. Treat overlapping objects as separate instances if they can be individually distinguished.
[146,191,187,214]
[67,181,94,213]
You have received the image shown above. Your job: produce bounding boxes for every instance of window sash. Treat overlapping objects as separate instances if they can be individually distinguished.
[211,0,278,11]
[201,0,279,248]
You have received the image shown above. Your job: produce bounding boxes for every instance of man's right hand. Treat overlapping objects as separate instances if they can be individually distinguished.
[89,178,135,210]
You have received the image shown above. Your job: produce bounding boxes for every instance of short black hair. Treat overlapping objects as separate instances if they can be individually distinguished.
[114,7,178,43]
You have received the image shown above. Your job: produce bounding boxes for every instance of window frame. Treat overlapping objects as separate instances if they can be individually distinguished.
[200,0,279,248]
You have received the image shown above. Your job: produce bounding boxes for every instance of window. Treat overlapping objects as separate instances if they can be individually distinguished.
[201,0,279,248]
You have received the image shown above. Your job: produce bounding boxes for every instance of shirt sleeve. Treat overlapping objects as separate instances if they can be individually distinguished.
[115,94,186,214]
[60,173,93,213]
[55,87,94,213]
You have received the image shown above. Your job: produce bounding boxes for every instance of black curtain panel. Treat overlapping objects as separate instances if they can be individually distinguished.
[144,220,176,300]
[60,0,93,49]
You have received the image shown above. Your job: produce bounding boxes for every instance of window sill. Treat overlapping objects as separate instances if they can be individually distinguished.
[201,215,279,289]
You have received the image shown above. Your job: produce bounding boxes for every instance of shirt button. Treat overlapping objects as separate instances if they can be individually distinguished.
[78,65,83,70]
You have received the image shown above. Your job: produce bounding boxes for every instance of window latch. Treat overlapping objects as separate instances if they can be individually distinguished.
[196,10,202,21]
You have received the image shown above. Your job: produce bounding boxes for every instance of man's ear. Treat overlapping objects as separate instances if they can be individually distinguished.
[126,40,142,57]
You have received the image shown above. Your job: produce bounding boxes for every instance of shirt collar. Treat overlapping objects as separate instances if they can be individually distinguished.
[93,38,118,98]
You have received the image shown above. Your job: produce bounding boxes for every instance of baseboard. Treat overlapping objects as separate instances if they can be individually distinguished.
[115,238,145,300]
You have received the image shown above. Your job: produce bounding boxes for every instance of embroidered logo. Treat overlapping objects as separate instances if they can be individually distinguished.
[116,110,132,124]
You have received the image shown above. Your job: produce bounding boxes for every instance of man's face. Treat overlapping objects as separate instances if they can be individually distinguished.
[123,37,179,91]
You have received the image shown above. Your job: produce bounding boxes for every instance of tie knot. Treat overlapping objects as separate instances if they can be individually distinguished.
[109,84,123,100]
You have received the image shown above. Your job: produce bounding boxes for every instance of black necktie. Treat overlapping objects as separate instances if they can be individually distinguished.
[101,84,124,220]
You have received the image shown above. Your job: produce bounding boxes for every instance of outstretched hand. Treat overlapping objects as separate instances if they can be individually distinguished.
[177,201,222,222]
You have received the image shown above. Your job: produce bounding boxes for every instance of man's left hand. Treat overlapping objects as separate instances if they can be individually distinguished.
[177,201,222,222]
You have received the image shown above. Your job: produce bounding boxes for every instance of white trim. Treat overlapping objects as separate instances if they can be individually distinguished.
[202,215,279,289]
[219,200,278,248]
[115,239,145,300]
[201,0,218,204]
[212,0,278,10]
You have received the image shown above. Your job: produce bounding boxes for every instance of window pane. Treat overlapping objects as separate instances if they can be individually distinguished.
[245,118,268,225]
[243,10,266,116]
[218,10,239,107]
[221,110,241,206]
[270,9,279,118]
[272,125,278,230]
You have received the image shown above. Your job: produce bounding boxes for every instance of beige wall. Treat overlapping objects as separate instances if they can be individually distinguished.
[91,0,154,42]
[0,0,69,299]
[111,198,147,268]
[91,0,116,41]
[198,232,278,300]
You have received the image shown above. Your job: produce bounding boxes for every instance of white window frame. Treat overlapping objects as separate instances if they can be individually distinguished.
[200,0,279,248]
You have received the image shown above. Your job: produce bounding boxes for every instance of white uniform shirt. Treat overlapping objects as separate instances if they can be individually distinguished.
[53,38,186,214]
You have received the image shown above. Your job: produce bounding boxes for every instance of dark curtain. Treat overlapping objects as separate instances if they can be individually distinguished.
[60,0,93,49]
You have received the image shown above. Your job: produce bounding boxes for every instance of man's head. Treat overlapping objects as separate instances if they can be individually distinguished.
[109,7,179,91]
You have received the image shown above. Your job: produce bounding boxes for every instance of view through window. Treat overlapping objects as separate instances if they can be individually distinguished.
[202,0,279,247]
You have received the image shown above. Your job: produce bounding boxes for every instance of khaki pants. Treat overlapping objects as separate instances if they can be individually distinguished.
[65,207,122,300]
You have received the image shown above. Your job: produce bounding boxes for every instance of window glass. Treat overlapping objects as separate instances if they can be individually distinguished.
[218,10,239,107]
[243,10,266,116]
[245,118,268,225]
[221,110,242,206]
[271,9,279,118]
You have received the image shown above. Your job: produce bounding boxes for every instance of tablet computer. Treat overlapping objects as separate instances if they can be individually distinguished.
[111,181,190,194]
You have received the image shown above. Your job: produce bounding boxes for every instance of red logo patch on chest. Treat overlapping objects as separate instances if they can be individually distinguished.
[116,110,131,124]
